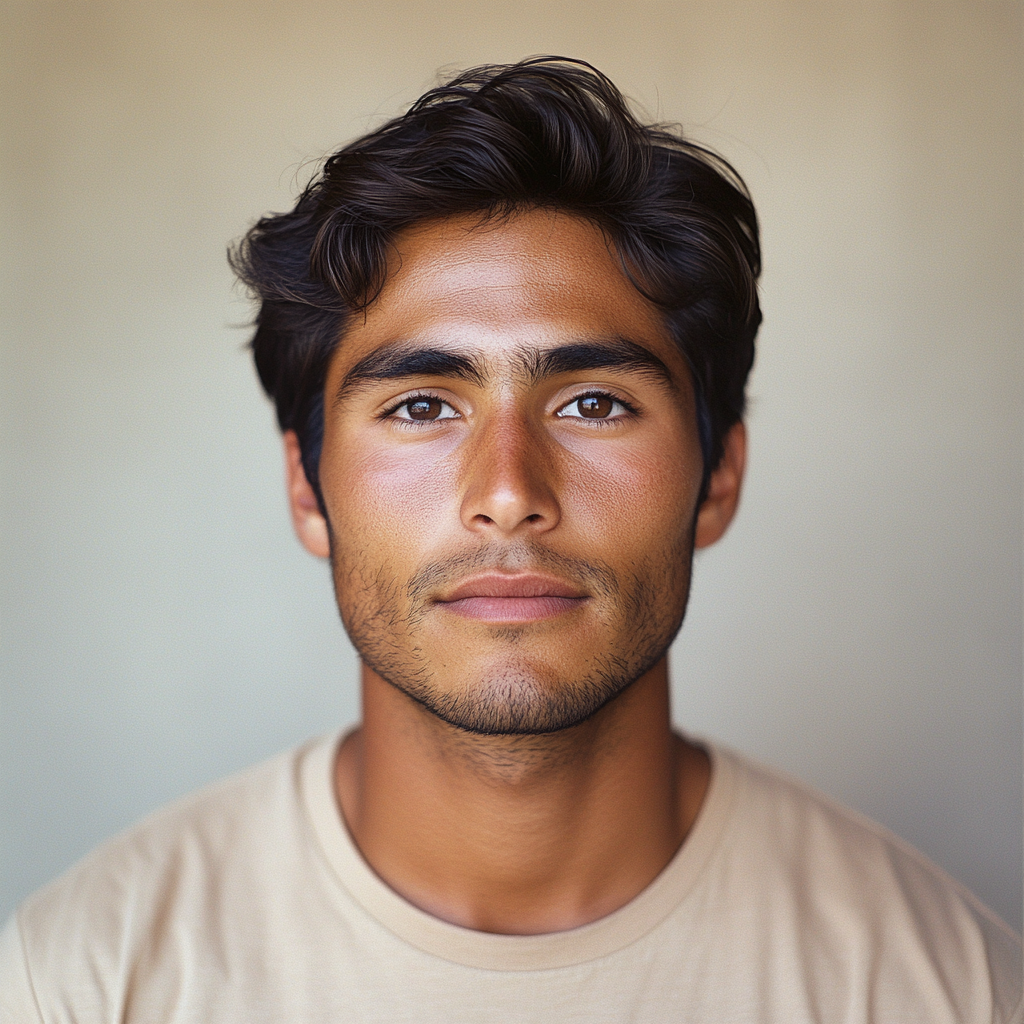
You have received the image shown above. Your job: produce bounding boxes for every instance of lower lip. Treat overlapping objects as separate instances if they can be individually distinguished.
[438,596,586,622]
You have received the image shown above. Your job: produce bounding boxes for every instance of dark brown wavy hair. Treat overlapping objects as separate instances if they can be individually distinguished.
[229,57,761,507]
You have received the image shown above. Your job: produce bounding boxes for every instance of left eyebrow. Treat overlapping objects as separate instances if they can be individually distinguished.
[335,345,486,404]
[523,339,677,389]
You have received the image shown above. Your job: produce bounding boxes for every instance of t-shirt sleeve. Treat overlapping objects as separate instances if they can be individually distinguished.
[0,913,44,1024]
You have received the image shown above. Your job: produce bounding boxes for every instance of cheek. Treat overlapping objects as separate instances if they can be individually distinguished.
[560,433,701,548]
[321,438,462,556]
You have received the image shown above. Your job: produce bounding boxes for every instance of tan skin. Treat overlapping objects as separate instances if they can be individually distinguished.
[285,210,746,935]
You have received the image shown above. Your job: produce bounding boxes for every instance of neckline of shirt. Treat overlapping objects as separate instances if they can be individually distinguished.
[299,729,737,971]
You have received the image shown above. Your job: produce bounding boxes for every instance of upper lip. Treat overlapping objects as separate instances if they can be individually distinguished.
[438,573,588,602]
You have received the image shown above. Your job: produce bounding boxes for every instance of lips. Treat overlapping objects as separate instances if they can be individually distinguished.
[435,573,588,622]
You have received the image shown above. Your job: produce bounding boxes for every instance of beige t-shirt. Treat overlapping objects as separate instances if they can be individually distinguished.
[2,734,1020,1023]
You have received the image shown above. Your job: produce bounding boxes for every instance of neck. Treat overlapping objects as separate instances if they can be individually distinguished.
[334,658,710,934]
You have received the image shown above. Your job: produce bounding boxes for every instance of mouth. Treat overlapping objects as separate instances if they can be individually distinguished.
[434,573,589,623]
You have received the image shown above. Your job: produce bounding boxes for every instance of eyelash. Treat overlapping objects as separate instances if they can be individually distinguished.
[556,390,639,422]
[380,392,459,424]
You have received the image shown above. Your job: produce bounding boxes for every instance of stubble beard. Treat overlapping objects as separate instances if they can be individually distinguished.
[329,529,695,737]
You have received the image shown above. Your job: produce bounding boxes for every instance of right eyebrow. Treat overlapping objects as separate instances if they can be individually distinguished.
[523,338,676,389]
[334,345,486,404]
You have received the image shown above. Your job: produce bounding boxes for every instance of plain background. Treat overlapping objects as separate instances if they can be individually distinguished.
[1,1,1021,932]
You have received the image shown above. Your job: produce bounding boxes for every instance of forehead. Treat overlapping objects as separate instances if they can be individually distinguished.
[331,210,682,372]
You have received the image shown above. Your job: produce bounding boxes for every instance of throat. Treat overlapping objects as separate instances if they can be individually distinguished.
[333,659,711,935]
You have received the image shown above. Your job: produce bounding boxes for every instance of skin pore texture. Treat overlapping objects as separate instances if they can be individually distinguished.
[285,209,746,934]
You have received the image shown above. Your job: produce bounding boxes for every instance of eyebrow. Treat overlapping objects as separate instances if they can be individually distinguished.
[334,336,677,404]
[523,339,675,388]
[335,346,486,404]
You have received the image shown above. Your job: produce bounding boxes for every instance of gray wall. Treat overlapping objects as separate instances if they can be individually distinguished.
[2,1,1021,932]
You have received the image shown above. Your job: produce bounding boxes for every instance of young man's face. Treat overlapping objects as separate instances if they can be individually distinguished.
[299,209,732,735]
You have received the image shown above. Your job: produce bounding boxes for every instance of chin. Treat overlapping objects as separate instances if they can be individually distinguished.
[391,657,641,736]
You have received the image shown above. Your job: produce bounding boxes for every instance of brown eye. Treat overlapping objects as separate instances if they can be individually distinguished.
[390,395,459,423]
[577,394,613,418]
[556,392,629,422]
[407,397,442,420]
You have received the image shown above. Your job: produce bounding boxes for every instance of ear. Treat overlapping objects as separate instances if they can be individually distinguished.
[693,421,746,549]
[283,430,330,559]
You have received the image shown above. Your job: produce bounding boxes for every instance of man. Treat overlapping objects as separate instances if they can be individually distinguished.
[1,57,1020,1023]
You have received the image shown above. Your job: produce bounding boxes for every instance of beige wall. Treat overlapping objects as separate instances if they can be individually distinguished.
[2,1,1021,930]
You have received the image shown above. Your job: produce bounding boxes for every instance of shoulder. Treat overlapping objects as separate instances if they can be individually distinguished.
[3,739,324,1021]
[22,740,308,911]
[708,744,1023,1022]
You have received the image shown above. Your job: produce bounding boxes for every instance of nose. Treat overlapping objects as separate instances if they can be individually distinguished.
[459,412,561,537]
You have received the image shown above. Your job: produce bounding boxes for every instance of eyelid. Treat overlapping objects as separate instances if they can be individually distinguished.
[555,389,639,419]
[380,390,461,421]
